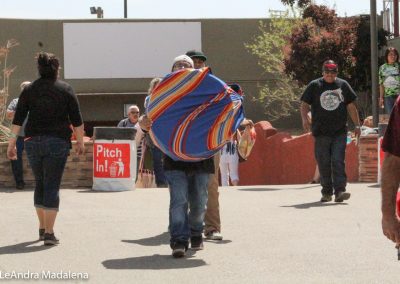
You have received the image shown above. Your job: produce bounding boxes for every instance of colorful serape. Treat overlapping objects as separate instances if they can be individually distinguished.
[146,67,244,161]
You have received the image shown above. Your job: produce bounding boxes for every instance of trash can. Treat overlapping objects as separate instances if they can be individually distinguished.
[378,123,388,184]
[92,127,137,191]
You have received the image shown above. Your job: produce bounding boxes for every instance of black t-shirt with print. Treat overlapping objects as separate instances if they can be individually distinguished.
[300,77,357,137]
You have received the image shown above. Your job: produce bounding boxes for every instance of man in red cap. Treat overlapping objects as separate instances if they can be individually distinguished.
[300,59,361,203]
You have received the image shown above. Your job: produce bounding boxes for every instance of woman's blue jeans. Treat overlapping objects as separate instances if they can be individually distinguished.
[314,134,347,196]
[384,95,399,114]
[165,170,209,248]
[25,136,70,211]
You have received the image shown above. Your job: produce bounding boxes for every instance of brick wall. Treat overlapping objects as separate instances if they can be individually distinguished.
[0,141,93,189]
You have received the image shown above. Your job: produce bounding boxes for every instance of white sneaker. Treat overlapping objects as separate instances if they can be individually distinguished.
[205,231,223,240]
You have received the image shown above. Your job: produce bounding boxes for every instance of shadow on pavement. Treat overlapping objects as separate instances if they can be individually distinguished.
[0,240,52,255]
[204,239,232,244]
[237,185,320,192]
[237,188,281,192]
[102,252,206,270]
[122,232,169,246]
[368,184,380,188]
[77,190,124,193]
[281,201,348,209]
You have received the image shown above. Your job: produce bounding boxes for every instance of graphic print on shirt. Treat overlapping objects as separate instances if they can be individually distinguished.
[320,88,344,111]
[382,65,400,88]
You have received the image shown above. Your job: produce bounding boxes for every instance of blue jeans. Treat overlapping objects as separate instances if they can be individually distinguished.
[25,136,70,210]
[165,170,209,248]
[151,146,167,186]
[384,95,399,114]
[11,136,25,185]
[314,134,347,196]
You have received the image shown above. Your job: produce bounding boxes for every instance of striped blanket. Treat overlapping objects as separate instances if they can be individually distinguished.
[147,67,244,161]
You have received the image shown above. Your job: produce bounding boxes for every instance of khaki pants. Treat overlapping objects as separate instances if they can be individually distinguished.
[204,153,221,234]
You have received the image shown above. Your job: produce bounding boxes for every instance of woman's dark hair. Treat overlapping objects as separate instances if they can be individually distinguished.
[37,52,59,80]
[385,47,399,63]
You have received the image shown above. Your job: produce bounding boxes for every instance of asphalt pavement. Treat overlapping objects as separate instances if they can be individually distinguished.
[0,183,398,284]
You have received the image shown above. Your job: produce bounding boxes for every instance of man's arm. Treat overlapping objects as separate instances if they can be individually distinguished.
[381,153,400,244]
[6,110,15,121]
[300,101,311,133]
[379,85,385,109]
[7,124,22,160]
[346,102,361,138]
[72,124,85,155]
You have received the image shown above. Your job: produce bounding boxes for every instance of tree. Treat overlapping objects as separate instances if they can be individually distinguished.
[246,11,306,120]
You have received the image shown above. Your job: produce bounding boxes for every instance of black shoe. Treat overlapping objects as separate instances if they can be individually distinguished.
[171,243,187,258]
[44,233,59,246]
[320,194,332,202]
[16,182,25,190]
[190,236,204,250]
[39,229,45,241]
[335,192,351,203]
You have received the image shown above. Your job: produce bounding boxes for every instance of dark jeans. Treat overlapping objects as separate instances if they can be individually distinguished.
[11,136,25,185]
[314,134,347,196]
[151,146,167,186]
[165,170,209,248]
[384,95,399,114]
[25,136,70,210]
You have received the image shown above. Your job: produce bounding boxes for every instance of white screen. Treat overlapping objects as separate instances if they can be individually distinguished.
[63,22,202,79]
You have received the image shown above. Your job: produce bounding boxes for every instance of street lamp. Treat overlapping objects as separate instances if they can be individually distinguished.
[90,6,104,18]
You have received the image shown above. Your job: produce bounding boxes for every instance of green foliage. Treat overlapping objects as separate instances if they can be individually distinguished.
[280,0,311,8]
[245,12,306,121]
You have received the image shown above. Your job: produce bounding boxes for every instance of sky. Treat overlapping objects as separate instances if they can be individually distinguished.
[0,0,384,19]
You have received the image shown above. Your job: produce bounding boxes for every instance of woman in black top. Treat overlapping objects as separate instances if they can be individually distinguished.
[7,52,85,245]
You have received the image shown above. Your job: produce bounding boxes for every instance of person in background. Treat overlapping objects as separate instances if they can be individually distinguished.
[379,47,400,114]
[186,49,224,240]
[381,96,400,246]
[6,81,31,190]
[300,59,361,203]
[219,84,244,187]
[144,78,168,187]
[118,104,144,180]
[219,132,239,186]
[7,52,85,245]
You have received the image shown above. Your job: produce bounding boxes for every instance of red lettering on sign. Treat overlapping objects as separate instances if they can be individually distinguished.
[93,143,131,178]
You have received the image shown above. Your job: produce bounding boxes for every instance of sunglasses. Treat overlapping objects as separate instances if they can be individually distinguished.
[324,70,338,74]
[130,111,139,114]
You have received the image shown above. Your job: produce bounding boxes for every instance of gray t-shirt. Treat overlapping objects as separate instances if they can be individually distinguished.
[7,98,27,137]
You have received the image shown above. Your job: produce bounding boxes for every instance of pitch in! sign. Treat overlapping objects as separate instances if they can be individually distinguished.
[94,143,131,178]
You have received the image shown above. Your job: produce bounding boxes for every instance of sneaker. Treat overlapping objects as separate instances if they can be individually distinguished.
[205,231,223,240]
[171,243,186,258]
[44,233,59,246]
[190,236,204,250]
[39,229,45,241]
[320,194,332,202]
[16,182,25,190]
[334,192,351,203]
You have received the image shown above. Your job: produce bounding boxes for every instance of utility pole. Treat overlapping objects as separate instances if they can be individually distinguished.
[370,0,379,127]
[124,0,128,18]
